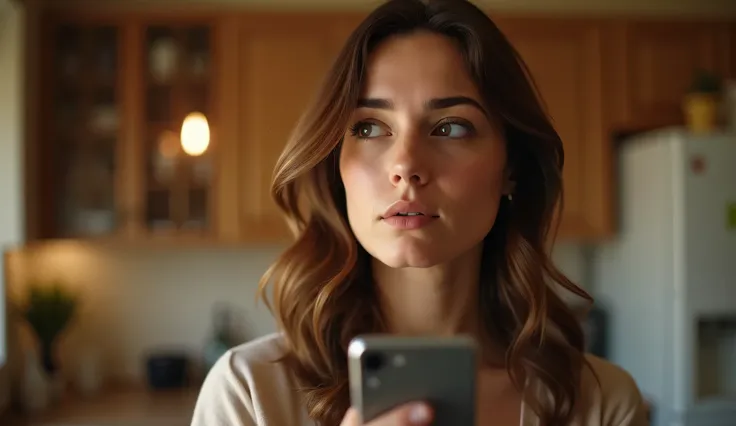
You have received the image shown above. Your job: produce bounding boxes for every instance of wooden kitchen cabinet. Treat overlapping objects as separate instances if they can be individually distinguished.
[232,14,357,242]
[138,23,218,236]
[24,4,735,245]
[33,18,124,240]
[497,18,614,239]
[231,14,619,242]
[495,17,732,239]
[26,9,359,245]
[617,20,731,129]
[27,11,235,243]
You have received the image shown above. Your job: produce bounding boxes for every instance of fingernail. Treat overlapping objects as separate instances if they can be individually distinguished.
[408,403,431,424]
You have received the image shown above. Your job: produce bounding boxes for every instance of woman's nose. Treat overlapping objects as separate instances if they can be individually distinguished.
[388,133,430,187]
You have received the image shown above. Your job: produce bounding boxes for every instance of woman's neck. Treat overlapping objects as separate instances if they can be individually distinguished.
[372,244,484,337]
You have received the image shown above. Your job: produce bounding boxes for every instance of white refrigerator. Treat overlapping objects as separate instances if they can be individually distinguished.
[590,127,736,426]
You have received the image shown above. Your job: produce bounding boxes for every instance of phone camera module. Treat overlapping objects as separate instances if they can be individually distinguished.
[364,352,385,372]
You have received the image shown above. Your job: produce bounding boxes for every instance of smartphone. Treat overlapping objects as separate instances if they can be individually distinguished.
[347,334,477,425]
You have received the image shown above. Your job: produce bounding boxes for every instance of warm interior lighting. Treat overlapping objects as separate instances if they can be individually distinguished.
[158,130,179,158]
[180,112,210,156]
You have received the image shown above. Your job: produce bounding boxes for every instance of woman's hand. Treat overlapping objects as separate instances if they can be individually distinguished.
[340,403,433,426]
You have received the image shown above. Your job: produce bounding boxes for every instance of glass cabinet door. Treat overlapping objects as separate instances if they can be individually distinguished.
[143,24,214,234]
[47,23,121,238]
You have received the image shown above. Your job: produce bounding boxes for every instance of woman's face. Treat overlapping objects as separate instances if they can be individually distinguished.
[339,31,513,268]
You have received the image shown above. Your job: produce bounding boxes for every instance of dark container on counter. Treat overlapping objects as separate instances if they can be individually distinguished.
[145,352,190,389]
[582,305,609,359]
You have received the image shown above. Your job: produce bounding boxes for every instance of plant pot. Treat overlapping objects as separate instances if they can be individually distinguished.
[683,93,719,134]
[20,351,49,414]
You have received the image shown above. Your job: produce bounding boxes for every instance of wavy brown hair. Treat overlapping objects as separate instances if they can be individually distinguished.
[257,0,593,424]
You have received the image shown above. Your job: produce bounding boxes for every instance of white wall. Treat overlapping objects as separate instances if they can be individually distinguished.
[4,241,586,387]
[5,244,283,385]
[0,0,25,413]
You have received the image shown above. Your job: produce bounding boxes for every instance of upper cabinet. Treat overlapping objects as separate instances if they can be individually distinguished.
[496,17,732,240]
[29,12,232,243]
[141,24,216,235]
[497,18,613,239]
[618,20,731,129]
[235,14,350,243]
[24,7,736,244]
[35,19,123,240]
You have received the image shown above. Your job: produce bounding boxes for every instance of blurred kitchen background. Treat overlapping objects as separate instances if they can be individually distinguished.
[0,0,735,425]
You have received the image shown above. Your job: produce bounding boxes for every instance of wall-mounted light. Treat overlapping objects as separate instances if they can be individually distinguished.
[180,111,210,156]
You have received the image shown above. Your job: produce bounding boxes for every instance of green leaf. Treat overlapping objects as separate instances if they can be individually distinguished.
[22,281,80,345]
[689,69,722,94]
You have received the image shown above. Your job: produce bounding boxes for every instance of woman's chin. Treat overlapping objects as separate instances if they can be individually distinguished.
[369,244,444,269]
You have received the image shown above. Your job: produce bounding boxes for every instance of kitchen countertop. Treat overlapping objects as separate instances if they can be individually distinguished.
[2,386,200,426]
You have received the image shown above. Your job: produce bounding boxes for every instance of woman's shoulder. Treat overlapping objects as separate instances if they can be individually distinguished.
[207,332,291,387]
[191,332,313,426]
[227,332,290,367]
[574,354,650,425]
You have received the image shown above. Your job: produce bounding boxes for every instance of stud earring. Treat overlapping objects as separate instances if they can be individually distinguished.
[507,194,513,201]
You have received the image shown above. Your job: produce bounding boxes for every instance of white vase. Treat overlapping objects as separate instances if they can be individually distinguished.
[149,38,178,82]
[76,347,103,397]
[20,351,49,414]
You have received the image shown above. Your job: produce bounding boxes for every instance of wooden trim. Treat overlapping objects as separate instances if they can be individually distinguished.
[34,11,54,238]
[119,20,145,239]
[23,0,736,19]
[213,16,240,242]
[22,0,41,241]
[727,23,736,79]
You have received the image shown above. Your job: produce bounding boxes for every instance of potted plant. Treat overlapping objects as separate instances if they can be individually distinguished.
[20,282,79,379]
[683,69,722,134]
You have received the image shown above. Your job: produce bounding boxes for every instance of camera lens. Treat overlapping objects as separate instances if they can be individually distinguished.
[364,352,385,372]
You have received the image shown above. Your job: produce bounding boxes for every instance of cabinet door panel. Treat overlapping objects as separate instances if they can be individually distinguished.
[500,19,612,239]
[623,21,730,127]
[238,16,345,242]
[37,20,123,239]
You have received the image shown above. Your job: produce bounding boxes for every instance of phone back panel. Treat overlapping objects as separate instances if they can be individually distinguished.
[348,335,476,426]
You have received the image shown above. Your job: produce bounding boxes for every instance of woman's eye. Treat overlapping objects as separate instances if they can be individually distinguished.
[351,122,387,139]
[432,122,471,138]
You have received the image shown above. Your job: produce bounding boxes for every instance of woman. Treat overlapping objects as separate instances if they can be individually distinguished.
[192,0,648,425]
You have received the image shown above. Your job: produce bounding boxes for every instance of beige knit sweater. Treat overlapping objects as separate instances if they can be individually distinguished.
[191,333,649,426]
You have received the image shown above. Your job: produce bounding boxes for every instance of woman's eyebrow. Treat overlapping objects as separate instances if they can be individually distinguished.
[356,96,488,116]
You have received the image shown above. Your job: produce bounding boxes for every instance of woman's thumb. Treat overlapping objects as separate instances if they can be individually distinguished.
[394,403,433,425]
[341,403,433,426]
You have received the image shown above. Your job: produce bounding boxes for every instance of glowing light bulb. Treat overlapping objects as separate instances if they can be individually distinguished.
[181,112,210,156]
